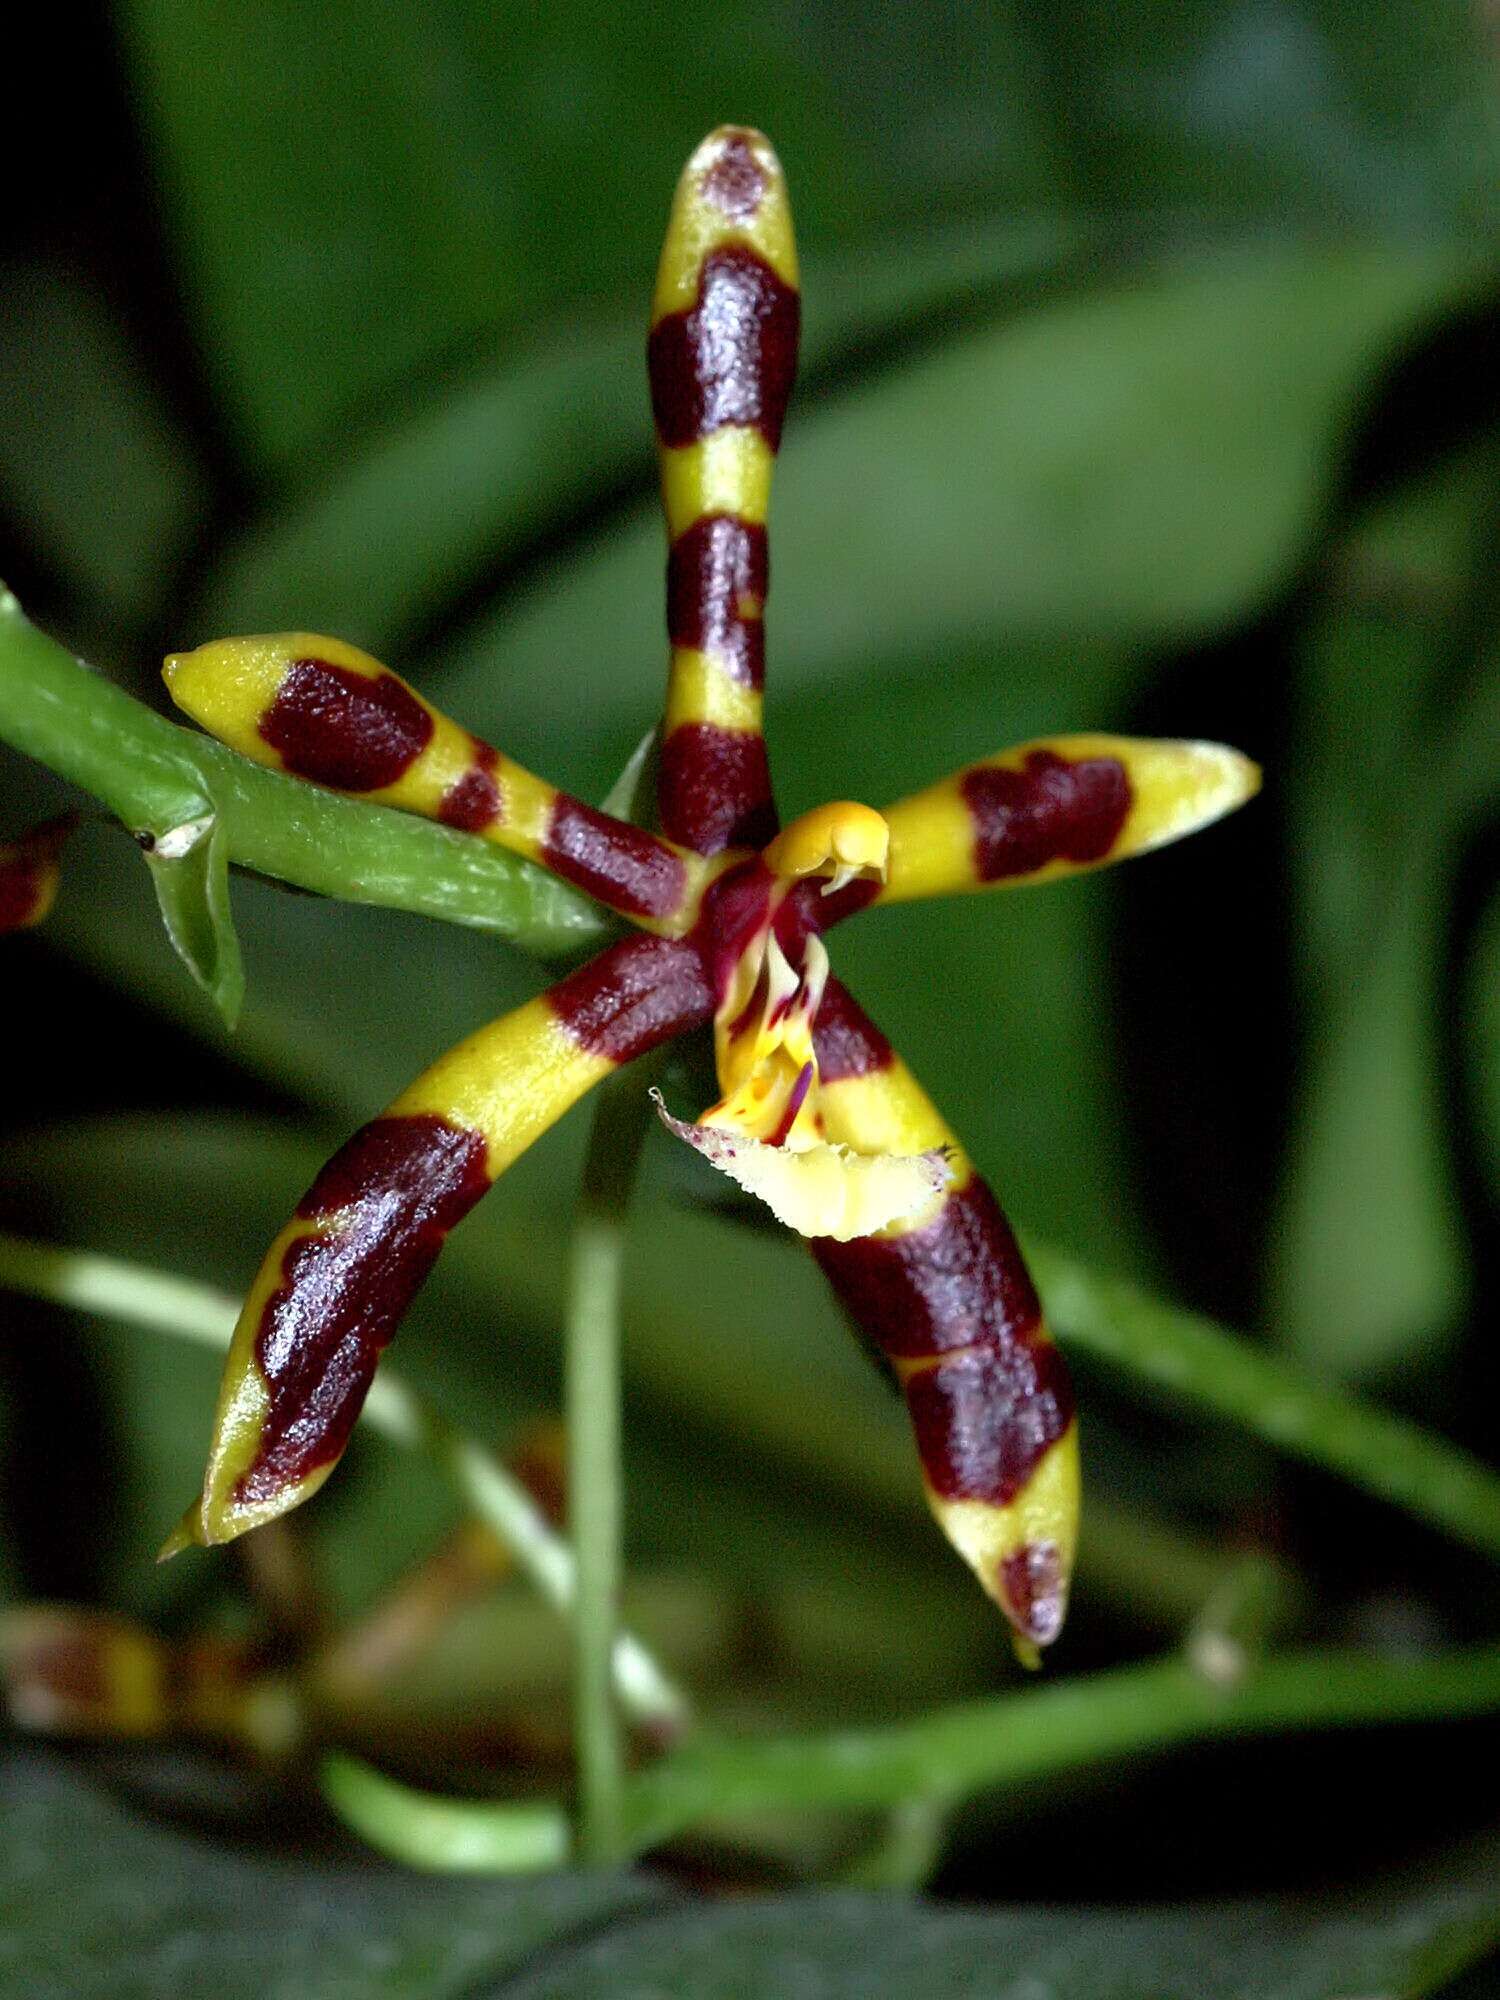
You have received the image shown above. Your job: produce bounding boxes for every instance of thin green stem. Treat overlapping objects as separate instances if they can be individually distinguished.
[322,1755,572,1874]
[0,585,607,956]
[0,1231,688,1736]
[1025,1236,1500,1564]
[564,1067,658,1864]
[623,1640,1500,1848]
[320,1637,1500,1870]
[840,1797,950,1892]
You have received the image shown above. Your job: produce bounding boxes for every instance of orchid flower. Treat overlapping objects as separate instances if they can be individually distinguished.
[160,127,1258,1656]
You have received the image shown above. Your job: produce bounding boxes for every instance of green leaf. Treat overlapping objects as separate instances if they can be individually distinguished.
[0,1751,664,1999]
[479,1867,1500,1999]
[195,218,1070,646]
[1271,446,1500,1379]
[5,1747,1500,1997]
[120,0,1500,467]
[0,266,206,620]
[142,811,245,1028]
[1464,883,1500,1214]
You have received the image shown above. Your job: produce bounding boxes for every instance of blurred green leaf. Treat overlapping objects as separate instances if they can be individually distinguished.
[119,0,1007,464]
[0,265,206,619]
[0,1750,664,1999]
[1017,1,1500,236]
[143,811,245,1028]
[119,0,1499,466]
[1272,452,1500,1379]
[196,220,1072,647]
[8,1748,1497,1998]
[480,1854,1500,1998]
[1466,883,1500,1213]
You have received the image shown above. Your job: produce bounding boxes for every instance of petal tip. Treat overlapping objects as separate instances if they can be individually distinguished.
[155,1511,200,1563]
[996,1541,1070,1655]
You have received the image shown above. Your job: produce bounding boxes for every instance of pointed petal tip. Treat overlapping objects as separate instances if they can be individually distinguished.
[1210,740,1262,805]
[1186,739,1262,816]
[155,1512,199,1563]
[995,1540,1070,1655]
[1120,737,1263,858]
[670,127,791,241]
[688,124,781,178]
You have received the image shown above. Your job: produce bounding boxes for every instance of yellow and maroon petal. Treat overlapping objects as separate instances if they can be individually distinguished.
[0,1605,279,1751]
[0,815,76,933]
[649,127,799,855]
[166,935,713,1551]
[1,1605,168,1738]
[163,633,698,930]
[873,735,1260,905]
[809,977,1080,1654]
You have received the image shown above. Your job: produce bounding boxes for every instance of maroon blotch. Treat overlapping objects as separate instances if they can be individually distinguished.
[667,515,768,687]
[260,658,434,792]
[809,976,894,1082]
[0,855,43,933]
[700,132,767,219]
[0,815,75,934]
[903,1341,1074,1506]
[766,1061,815,1147]
[542,795,688,920]
[961,750,1131,882]
[13,1628,112,1713]
[548,933,714,1064]
[439,741,502,832]
[772,876,881,965]
[648,248,800,450]
[725,957,772,1044]
[239,1115,490,1501]
[1000,1543,1067,1646]
[691,855,776,1005]
[659,723,777,856]
[814,1175,1045,1360]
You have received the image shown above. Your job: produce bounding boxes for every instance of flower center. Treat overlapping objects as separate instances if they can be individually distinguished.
[706,798,890,1145]
[652,800,946,1242]
[762,799,889,896]
[707,927,828,1146]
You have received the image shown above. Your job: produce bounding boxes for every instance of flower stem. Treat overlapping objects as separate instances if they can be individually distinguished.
[0,585,607,956]
[565,1066,658,1863]
[0,1230,688,1737]
[1025,1237,1500,1563]
[621,1639,1500,1848]
[320,1635,1500,1870]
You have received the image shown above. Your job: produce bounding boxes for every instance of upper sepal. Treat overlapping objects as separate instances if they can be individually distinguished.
[651,127,798,325]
